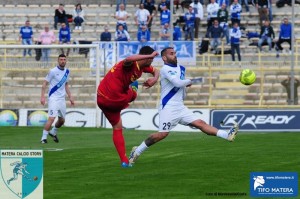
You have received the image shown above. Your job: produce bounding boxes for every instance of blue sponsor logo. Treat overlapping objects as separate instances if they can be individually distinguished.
[250,172,298,197]
[211,110,300,131]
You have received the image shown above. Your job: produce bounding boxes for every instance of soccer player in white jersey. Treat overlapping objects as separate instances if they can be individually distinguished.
[129,47,238,165]
[40,54,74,143]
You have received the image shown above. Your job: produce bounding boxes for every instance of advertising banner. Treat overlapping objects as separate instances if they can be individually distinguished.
[105,109,210,132]
[211,110,300,131]
[90,42,116,75]
[0,109,19,126]
[117,41,196,66]
[22,109,96,127]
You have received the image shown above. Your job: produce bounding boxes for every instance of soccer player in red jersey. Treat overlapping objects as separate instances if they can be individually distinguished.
[97,46,159,167]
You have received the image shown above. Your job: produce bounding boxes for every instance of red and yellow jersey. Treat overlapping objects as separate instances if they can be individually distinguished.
[97,60,155,100]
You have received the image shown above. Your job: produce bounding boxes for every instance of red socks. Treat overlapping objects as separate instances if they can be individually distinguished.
[113,129,128,164]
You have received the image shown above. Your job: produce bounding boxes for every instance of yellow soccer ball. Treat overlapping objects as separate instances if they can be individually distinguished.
[239,69,256,85]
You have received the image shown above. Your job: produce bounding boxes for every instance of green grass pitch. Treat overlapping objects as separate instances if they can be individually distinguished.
[0,127,299,199]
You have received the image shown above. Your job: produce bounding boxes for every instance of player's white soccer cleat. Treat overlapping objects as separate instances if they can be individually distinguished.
[227,123,239,142]
[129,146,139,164]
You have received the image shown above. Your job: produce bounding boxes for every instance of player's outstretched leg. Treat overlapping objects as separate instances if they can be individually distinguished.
[190,119,239,141]
[129,132,169,165]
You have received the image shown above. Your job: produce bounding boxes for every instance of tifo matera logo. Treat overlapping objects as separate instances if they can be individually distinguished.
[250,172,298,198]
[253,176,265,190]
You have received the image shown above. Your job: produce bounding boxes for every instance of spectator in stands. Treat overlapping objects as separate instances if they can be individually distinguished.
[281,75,300,105]
[137,25,151,43]
[218,4,230,45]
[190,0,204,39]
[173,20,182,41]
[268,0,273,21]
[140,0,155,3]
[100,26,112,41]
[174,0,180,13]
[184,6,196,41]
[218,0,230,7]
[59,23,71,56]
[143,0,157,32]
[160,23,171,41]
[230,0,242,26]
[19,20,33,57]
[115,24,131,41]
[230,22,242,66]
[158,0,170,13]
[208,20,223,53]
[116,0,127,11]
[115,3,129,31]
[254,0,269,26]
[160,4,171,27]
[73,3,85,30]
[207,0,220,30]
[239,0,249,12]
[134,3,151,31]
[38,25,56,65]
[258,20,275,52]
[54,3,69,30]
[276,17,292,58]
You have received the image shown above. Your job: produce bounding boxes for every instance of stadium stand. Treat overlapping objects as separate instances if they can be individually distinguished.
[0,1,299,109]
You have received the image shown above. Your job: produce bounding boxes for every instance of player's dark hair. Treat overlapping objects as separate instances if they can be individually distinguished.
[58,54,66,58]
[139,46,154,55]
[161,47,173,57]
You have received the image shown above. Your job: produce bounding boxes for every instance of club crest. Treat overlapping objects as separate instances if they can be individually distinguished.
[0,150,43,199]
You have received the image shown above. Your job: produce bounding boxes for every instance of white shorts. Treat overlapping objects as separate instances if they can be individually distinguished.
[48,99,66,118]
[159,105,198,132]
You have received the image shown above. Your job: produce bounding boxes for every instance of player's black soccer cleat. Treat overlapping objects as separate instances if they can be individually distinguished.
[41,139,47,144]
[49,133,59,143]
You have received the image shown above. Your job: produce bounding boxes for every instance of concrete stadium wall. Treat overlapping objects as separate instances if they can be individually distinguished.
[0,0,137,5]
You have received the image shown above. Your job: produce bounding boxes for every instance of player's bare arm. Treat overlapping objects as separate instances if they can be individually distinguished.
[40,80,48,106]
[123,51,159,64]
[65,82,74,106]
[143,68,160,88]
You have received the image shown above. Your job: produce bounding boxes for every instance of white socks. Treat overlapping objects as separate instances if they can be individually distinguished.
[50,127,58,135]
[217,130,229,139]
[136,141,148,155]
[42,130,48,140]
[41,127,58,140]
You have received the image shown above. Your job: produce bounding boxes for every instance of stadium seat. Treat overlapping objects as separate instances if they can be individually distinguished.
[28,5,39,8]
[215,82,245,89]
[4,5,15,8]
[88,4,99,8]
[10,101,22,107]
[85,100,96,107]
[40,4,51,8]
[211,99,245,105]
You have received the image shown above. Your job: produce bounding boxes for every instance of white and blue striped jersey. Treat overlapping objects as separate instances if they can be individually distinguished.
[160,63,192,109]
[45,66,70,101]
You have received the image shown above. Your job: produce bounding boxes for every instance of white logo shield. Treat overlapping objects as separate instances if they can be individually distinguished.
[0,150,43,199]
